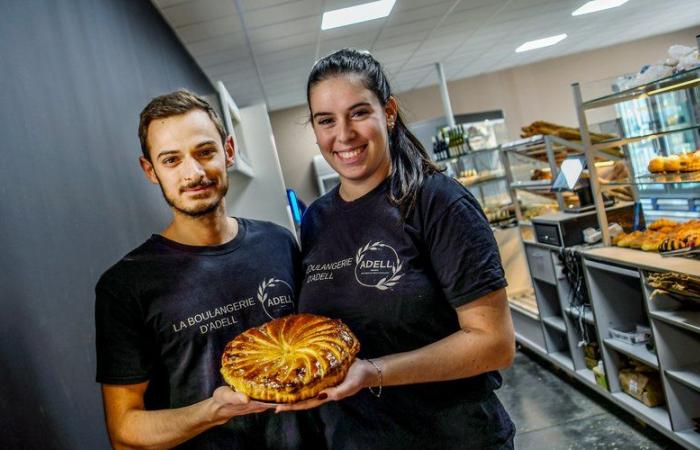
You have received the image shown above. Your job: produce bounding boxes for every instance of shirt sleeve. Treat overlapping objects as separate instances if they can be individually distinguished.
[425,193,507,308]
[95,278,154,384]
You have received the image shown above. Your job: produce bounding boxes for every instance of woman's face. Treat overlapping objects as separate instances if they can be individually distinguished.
[309,75,395,187]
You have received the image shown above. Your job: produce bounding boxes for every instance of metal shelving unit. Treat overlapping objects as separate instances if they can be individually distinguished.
[578,247,700,449]
[572,66,700,245]
[509,65,700,449]
[501,135,577,217]
[436,146,510,209]
[513,224,700,450]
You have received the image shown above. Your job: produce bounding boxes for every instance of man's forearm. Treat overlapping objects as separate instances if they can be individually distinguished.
[111,398,217,450]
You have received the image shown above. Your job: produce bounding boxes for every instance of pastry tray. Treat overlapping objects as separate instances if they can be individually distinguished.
[659,246,700,258]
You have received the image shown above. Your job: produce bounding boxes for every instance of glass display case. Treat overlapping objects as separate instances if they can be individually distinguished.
[574,65,700,244]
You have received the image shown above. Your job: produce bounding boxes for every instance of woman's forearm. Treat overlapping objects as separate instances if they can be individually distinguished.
[370,289,515,388]
[371,326,514,388]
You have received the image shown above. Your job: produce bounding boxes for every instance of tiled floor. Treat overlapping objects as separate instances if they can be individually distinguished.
[498,348,684,449]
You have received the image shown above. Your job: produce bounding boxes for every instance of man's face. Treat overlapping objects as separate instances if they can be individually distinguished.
[140,109,234,217]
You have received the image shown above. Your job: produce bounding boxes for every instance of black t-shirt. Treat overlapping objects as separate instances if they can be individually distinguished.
[95,218,312,449]
[298,172,514,449]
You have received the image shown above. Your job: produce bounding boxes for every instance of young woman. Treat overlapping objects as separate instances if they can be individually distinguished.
[276,48,516,449]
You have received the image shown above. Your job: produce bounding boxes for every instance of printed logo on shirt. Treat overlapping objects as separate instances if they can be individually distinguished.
[354,241,403,291]
[172,296,254,335]
[257,278,295,319]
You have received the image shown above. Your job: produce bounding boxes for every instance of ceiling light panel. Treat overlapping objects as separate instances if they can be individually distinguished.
[572,0,630,16]
[322,0,397,30]
[515,33,567,52]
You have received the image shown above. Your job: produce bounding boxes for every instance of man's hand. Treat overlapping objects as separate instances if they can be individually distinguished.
[209,386,277,425]
[275,359,377,412]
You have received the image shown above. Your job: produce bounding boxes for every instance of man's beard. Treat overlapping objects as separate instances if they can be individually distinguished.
[158,177,229,218]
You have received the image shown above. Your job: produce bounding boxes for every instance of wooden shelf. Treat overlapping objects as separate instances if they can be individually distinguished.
[604,338,659,369]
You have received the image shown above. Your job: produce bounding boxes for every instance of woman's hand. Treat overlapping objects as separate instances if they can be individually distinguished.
[275,359,377,412]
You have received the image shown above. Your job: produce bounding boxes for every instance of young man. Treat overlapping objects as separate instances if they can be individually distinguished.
[95,90,308,449]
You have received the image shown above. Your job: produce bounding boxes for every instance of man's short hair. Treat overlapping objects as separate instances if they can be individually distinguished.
[138,89,227,160]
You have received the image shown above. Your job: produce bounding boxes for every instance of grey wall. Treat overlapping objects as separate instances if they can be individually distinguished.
[0,1,213,448]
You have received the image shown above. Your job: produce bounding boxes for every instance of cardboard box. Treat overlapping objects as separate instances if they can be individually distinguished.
[619,368,665,407]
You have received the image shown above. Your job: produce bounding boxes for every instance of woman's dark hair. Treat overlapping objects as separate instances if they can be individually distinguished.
[307,48,440,218]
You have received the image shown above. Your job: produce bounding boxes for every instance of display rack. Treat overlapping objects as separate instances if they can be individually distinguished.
[508,67,700,449]
[515,245,700,449]
[501,134,582,217]
[572,66,700,246]
[581,248,700,449]
[436,146,509,209]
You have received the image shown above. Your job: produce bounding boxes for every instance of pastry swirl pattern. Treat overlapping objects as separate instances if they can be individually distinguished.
[220,314,360,403]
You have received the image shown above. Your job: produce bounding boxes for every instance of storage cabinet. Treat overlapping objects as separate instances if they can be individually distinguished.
[513,243,700,449]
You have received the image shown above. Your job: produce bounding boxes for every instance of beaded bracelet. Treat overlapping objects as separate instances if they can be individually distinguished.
[366,358,383,398]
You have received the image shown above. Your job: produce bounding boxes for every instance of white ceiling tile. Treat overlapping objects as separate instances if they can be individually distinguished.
[158,0,237,27]
[175,15,241,43]
[319,33,375,55]
[239,0,303,12]
[153,0,191,8]
[187,31,248,56]
[251,31,317,55]
[197,49,251,68]
[247,16,319,42]
[373,33,430,52]
[385,1,454,27]
[452,0,500,13]
[154,0,700,111]
[256,44,316,67]
[395,0,455,11]
[204,60,255,79]
[372,42,421,63]
[242,0,320,29]
[217,66,260,85]
[379,18,441,40]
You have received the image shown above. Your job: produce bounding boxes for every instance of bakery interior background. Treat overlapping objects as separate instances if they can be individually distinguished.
[1,0,699,448]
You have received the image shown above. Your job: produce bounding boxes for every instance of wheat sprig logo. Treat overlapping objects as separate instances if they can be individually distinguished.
[354,241,403,291]
[257,277,293,319]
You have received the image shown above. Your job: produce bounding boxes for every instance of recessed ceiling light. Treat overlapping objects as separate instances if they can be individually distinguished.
[572,0,629,16]
[321,0,396,31]
[515,34,568,53]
